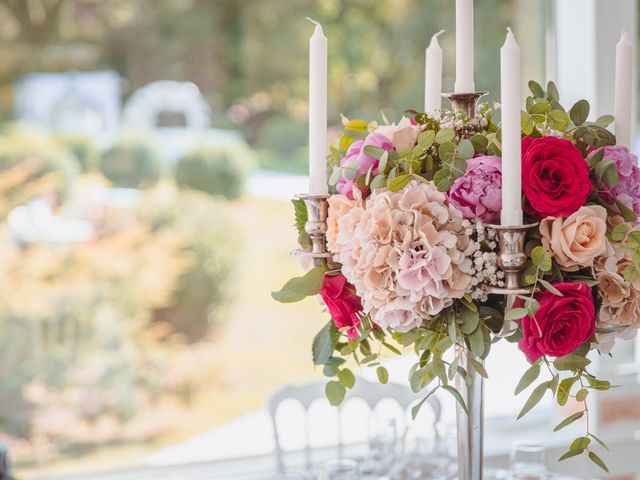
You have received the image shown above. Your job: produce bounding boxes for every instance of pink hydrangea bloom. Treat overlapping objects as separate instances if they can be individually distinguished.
[337,133,393,199]
[446,155,502,224]
[327,180,471,332]
[589,145,640,217]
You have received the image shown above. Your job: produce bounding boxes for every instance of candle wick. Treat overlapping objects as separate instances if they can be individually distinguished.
[506,26,513,35]
[434,29,445,38]
[306,17,320,26]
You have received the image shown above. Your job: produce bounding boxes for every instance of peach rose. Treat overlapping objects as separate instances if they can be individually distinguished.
[374,117,420,151]
[539,205,608,269]
[594,245,640,352]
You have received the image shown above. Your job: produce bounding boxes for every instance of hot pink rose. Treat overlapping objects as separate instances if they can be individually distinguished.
[521,136,591,218]
[320,273,363,338]
[337,133,393,199]
[518,282,596,363]
[447,155,502,223]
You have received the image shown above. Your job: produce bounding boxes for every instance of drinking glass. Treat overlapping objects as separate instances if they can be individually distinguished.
[360,416,397,476]
[509,440,547,480]
[317,458,359,480]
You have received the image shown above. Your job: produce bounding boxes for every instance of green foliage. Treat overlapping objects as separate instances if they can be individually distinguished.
[325,381,346,406]
[139,191,241,339]
[56,135,99,172]
[101,137,161,188]
[312,321,339,365]
[376,366,389,384]
[256,114,308,153]
[0,124,80,212]
[272,267,325,303]
[176,145,253,200]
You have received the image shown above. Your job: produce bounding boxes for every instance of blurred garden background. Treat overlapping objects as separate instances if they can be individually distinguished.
[0,0,544,477]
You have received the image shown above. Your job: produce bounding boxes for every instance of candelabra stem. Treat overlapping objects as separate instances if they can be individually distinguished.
[455,347,484,480]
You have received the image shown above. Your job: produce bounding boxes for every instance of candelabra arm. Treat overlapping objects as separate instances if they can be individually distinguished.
[293,194,335,269]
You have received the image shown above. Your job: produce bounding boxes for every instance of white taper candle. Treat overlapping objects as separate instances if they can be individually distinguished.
[455,0,475,93]
[500,28,523,226]
[614,31,633,149]
[425,30,445,116]
[308,19,328,196]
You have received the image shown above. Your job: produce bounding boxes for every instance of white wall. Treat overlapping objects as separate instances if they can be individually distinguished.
[554,0,637,127]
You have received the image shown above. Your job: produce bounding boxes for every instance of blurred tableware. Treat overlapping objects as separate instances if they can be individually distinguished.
[509,440,547,480]
[317,458,359,480]
[360,416,397,476]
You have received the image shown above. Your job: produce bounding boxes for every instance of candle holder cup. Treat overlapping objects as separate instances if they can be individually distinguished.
[443,91,488,119]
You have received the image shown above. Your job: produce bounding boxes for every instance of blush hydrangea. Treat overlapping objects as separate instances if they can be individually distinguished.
[588,145,640,218]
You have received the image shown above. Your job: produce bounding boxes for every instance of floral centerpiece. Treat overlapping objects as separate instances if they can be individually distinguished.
[273,81,640,472]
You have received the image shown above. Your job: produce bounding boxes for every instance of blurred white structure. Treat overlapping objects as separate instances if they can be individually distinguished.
[14,71,121,146]
[123,80,244,162]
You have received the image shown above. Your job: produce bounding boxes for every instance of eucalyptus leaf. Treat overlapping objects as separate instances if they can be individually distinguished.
[443,385,468,414]
[588,451,609,473]
[469,134,489,153]
[469,326,486,358]
[272,267,325,303]
[419,130,436,149]
[553,411,584,432]
[548,110,569,131]
[470,359,488,378]
[594,158,619,187]
[411,388,437,420]
[435,128,456,144]
[553,354,591,371]
[557,376,577,406]
[387,174,411,192]
[521,112,534,135]
[459,307,480,335]
[528,80,545,98]
[432,354,448,385]
[517,381,550,419]
[539,278,563,296]
[616,198,638,222]
[312,321,339,365]
[438,142,456,162]
[547,81,560,102]
[505,308,529,321]
[515,363,541,395]
[595,114,615,128]
[338,368,355,389]
[531,246,552,272]
[325,380,346,406]
[558,449,583,462]
[458,139,475,160]
[363,145,386,160]
[530,101,551,115]
[370,174,387,189]
[570,100,590,126]
[575,388,589,402]
[376,366,389,384]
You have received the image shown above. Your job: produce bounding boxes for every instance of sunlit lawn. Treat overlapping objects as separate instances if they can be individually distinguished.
[23,195,327,479]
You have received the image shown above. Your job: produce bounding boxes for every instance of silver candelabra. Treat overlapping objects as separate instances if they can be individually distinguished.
[295,92,536,480]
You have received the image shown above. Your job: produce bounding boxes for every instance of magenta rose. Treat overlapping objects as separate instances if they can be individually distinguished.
[518,282,596,363]
[320,273,363,339]
[522,136,591,218]
[337,132,393,199]
[447,155,502,223]
[588,145,640,217]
